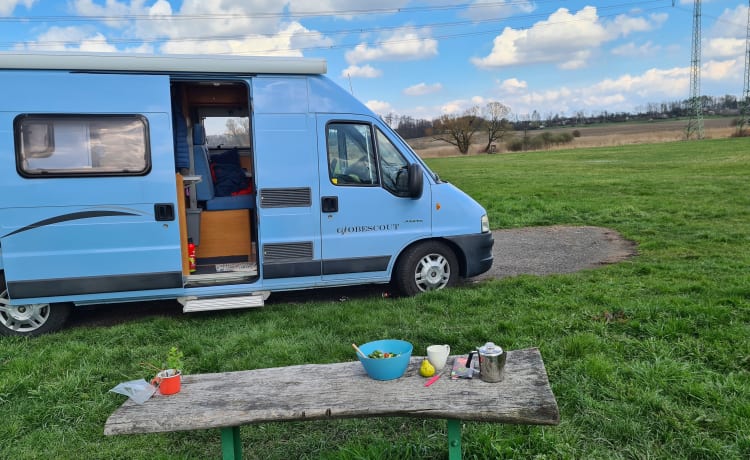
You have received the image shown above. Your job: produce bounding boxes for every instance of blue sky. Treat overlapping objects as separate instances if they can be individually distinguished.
[2,1,747,121]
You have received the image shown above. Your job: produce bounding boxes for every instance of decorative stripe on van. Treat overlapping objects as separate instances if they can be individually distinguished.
[2,210,140,238]
[8,272,183,299]
[259,187,312,208]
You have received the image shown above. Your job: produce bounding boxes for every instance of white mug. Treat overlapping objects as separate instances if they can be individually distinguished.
[427,344,450,370]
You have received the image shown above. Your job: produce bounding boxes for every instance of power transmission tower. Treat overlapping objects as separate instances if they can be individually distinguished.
[738,1,750,136]
[686,0,704,140]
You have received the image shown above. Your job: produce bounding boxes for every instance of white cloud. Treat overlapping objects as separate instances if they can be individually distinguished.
[591,67,688,98]
[704,37,744,60]
[441,100,467,115]
[472,7,608,69]
[440,98,484,115]
[461,0,534,22]
[365,100,393,114]
[498,78,527,93]
[702,4,747,62]
[0,0,35,16]
[18,26,118,52]
[67,0,334,56]
[496,66,694,116]
[160,21,331,56]
[709,4,748,39]
[403,82,442,96]
[342,64,382,78]
[703,59,741,82]
[611,41,659,57]
[288,0,409,20]
[606,13,659,37]
[73,0,131,28]
[345,27,438,64]
[472,6,663,70]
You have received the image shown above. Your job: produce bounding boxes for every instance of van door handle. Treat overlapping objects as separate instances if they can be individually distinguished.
[321,196,338,213]
[154,203,175,221]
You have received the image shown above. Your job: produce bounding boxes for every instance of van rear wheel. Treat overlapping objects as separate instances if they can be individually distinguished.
[0,290,71,337]
[394,241,458,296]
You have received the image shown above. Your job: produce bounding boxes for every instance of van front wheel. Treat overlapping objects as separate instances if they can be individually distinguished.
[0,291,71,337]
[394,241,458,296]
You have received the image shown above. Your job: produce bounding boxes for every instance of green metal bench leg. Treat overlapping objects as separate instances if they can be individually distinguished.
[447,419,462,460]
[221,426,242,460]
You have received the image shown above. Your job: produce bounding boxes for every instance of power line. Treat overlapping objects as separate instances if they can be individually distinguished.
[0,0,669,23]
[6,3,674,54]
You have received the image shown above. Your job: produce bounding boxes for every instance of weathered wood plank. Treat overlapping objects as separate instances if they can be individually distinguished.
[105,347,559,435]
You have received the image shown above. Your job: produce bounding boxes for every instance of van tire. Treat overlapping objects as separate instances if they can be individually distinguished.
[394,241,458,296]
[0,299,71,337]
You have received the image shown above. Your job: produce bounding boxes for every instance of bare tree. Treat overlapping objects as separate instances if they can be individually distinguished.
[482,101,511,153]
[225,118,250,145]
[433,106,481,154]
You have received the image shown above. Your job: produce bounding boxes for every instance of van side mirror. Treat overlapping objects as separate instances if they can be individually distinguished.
[408,163,423,199]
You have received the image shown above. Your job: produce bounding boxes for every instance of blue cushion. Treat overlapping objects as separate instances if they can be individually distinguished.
[193,125,206,145]
[205,194,255,211]
[193,145,215,202]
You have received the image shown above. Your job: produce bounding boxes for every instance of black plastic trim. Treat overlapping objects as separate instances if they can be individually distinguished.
[263,255,392,279]
[446,232,494,278]
[263,261,321,279]
[323,256,390,275]
[7,272,183,299]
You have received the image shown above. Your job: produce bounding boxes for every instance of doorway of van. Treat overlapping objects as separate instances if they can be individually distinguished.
[170,80,258,285]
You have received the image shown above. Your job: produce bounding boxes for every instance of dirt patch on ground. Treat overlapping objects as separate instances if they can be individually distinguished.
[473,225,637,281]
[66,226,636,329]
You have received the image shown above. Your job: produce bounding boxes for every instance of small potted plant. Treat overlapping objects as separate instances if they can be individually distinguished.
[151,346,184,395]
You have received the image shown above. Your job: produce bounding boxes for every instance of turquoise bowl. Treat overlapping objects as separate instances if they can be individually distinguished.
[356,339,413,380]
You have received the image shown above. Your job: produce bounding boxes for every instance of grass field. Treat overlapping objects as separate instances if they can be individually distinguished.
[1,138,749,459]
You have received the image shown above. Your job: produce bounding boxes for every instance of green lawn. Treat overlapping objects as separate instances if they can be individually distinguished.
[1,138,749,459]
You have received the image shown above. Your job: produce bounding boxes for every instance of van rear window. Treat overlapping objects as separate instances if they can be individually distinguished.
[15,115,150,177]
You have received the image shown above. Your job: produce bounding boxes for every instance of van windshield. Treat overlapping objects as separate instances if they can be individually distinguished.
[204,116,250,148]
[380,122,441,183]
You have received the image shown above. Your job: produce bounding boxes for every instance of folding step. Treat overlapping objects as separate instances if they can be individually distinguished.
[179,292,269,313]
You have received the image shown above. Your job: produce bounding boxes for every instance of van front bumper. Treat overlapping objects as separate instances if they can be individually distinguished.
[447,232,494,278]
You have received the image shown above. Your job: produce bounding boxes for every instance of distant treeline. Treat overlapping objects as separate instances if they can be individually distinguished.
[388,94,744,140]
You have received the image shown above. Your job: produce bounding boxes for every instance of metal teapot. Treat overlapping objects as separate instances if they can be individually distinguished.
[466,342,506,383]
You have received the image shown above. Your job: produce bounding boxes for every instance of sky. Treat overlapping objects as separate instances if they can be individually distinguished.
[1,1,748,122]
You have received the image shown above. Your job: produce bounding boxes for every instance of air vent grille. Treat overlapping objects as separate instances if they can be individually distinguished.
[260,187,312,208]
[263,242,314,262]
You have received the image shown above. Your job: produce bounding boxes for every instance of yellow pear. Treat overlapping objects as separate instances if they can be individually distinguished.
[419,358,435,377]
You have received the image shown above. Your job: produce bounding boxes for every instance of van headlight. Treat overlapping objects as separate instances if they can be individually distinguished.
[481,214,490,233]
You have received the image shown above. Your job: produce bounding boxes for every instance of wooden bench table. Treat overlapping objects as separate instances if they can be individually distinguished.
[105,347,559,459]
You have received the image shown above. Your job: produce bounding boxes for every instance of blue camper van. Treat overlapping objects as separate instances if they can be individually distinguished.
[0,52,493,336]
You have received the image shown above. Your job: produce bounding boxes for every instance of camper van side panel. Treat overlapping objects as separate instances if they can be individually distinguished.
[251,76,323,287]
[0,71,183,301]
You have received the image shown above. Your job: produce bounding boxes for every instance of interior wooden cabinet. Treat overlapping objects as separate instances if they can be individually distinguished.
[194,209,253,260]
[185,84,246,106]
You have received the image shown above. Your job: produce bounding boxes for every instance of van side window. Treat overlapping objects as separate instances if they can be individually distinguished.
[326,123,378,186]
[15,115,150,177]
[375,128,410,196]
